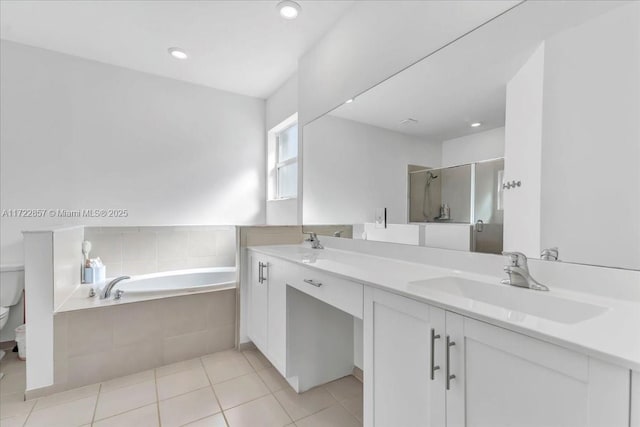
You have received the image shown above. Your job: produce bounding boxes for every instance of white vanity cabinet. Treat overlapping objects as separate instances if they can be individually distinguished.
[365,287,631,427]
[247,252,287,373]
[247,252,270,353]
[363,287,446,427]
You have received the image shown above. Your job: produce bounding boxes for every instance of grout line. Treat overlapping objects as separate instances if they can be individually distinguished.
[199,355,230,427]
[20,393,37,427]
[90,402,159,425]
[154,368,162,427]
[90,383,102,425]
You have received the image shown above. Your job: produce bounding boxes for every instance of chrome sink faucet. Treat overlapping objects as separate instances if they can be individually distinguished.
[501,251,549,291]
[100,276,130,299]
[304,232,324,249]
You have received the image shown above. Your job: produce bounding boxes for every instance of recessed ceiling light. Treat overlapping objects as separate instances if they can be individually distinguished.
[345,98,354,104]
[168,47,188,60]
[470,122,482,127]
[277,0,301,19]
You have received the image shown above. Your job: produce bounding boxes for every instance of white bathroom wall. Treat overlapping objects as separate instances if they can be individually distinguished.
[298,1,519,124]
[265,74,300,225]
[303,115,441,225]
[441,127,505,167]
[0,40,266,265]
[502,43,545,256]
[266,73,299,131]
[23,231,55,391]
[540,2,640,270]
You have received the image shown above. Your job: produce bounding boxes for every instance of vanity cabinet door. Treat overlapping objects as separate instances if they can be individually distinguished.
[445,313,630,427]
[267,259,287,375]
[364,288,446,427]
[248,253,270,354]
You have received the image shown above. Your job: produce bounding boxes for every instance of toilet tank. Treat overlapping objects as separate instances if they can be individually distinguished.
[0,265,25,306]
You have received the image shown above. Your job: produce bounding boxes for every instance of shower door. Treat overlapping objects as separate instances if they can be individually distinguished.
[472,159,504,254]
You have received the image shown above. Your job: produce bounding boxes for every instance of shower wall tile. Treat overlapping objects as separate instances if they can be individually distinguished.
[83,226,237,275]
[187,231,218,257]
[157,259,189,272]
[121,260,158,275]
[157,231,188,260]
[122,232,157,262]
[84,232,122,264]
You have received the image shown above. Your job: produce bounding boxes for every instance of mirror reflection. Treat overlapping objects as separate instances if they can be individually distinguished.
[302,1,639,270]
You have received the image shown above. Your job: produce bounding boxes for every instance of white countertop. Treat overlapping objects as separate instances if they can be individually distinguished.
[249,244,640,371]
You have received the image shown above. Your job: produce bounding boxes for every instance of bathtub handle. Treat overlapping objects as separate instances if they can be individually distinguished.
[114,289,124,300]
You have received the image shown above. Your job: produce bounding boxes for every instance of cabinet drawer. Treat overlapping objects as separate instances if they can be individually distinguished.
[287,264,363,319]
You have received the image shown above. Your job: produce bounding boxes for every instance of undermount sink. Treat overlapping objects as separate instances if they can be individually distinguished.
[408,276,608,324]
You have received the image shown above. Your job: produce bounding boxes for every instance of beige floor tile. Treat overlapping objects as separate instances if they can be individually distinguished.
[156,365,210,400]
[295,404,361,427]
[0,413,29,427]
[156,357,203,378]
[183,413,228,426]
[201,350,253,384]
[0,353,25,376]
[100,369,155,393]
[213,372,270,410]
[339,395,363,422]
[242,350,271,371]
[32,383,99,410]
[159,387,221,427]
[92,403,159,427]
[94,379,157,420]
[256,367,290,393]
[224,395,291,427]
[0,391,36,419]
[274,386,337,421]
[25,395,97,427]
[324,376,362,402]
[0,371,26,396]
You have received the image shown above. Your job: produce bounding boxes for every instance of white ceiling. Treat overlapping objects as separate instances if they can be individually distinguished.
[0,0,354,98]
[330,1,626,141]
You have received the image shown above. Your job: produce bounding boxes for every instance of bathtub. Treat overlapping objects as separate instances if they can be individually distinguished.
[111,267,236,297]
[57,267,237,312]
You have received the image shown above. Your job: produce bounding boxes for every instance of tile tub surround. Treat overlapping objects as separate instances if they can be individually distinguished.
[47,289,236,396]
[1,348,362,427]
[83,226,237,277]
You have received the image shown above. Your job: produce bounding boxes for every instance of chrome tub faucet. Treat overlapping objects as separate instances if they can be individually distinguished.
[100,276,130,299]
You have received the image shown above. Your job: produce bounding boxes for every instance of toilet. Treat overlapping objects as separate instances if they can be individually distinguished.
[0,265,24,378]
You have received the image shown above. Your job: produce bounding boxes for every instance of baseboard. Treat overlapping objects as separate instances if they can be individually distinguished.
[238,341,257,352]
[352,366,363,383]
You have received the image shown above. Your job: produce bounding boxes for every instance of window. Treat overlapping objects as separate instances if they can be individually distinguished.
[268,113,298,201]
[275,123,298,199]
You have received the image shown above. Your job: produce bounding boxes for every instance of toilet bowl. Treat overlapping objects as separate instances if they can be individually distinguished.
[0,265,24,376]
[0,306,9,330]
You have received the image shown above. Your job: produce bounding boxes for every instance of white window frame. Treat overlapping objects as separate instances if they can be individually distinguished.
[275,123,298,199]
[267,113,298,201]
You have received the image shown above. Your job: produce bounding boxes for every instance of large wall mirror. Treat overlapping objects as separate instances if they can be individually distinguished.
[303,1,639,270]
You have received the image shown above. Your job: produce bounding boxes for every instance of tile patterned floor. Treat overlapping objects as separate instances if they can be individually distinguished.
[0,347,363,427]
